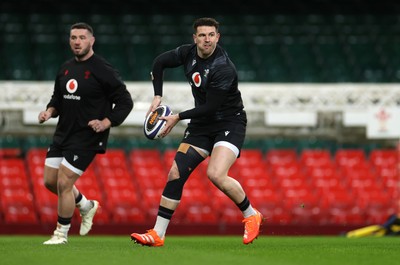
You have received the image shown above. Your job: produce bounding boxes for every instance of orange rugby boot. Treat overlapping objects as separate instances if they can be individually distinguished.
[131,229,165,247]
[242,208,264,244]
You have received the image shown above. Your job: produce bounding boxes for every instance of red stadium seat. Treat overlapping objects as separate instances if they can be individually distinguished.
[235,149,263,167]
[182,204,218,224]
[129,149,163,168]
[210,187,236,208]
[102,177,135,190]
[219,207,244,224]
[0,158,28,179]
[91,206,111,225]
[136,175,166,191]
[311,174,341,188]
[329,208,365,225]
[163,149,177,169]
[375,164,397,179]
[76,184,105,207]
[347,178,380,192]
[277,176,309,189]
[37,205,58,224]
[365,207,396,224]
[340,163,375,177]
[27,164,44,180]
[184,175,208,189]
[320,189,354,211]
[0,158,38,224]
[1,188,37,224]
[0,175,30,190]
[241,175,275,191]
[140,188,162,217]
[356,191,392,210]
[248,187,282,209]
[291,206,329,225]
[265,149,297,167]
[3,203,39,224]
[133,166,165,180]
[384,179,398,196]
[26,149,47,183]
[335,149,366,168]
[26,148,47,171]
[31,183,58,223]
[264,207,292,225]
[130,149,162,159]
[111,205,146,224]
[0,148,21,158]
[270,162,303,182]
[283,188,319,209]
[181,187,211,205]
[236,164,269,180]
[306,164,340,179]
[1,188,34,206]
[300,149,332,167]
[75,174,101,189]
[95,149,128,168]
[105,188,140,210]
[369,149,397,169]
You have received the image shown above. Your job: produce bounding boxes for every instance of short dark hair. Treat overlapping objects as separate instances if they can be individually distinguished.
[70,22,94,35]
[193,17,219,33]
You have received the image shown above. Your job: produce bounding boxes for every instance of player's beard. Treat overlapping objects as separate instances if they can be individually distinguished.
[74,45,91,59]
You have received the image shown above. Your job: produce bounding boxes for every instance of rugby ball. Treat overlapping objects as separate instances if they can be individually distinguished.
[143,105,173,140]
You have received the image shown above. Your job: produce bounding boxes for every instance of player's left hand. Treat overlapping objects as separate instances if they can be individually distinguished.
[88,118,111,133]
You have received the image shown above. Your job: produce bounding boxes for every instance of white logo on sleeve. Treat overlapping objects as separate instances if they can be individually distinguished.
[225,131,230,136]
[73,155,79,161]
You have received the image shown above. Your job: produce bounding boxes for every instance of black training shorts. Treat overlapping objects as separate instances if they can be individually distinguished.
[181,110,247,156]
[46,144,97,172]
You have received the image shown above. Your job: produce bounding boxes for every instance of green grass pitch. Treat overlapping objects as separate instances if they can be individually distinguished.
[0,235,399,265]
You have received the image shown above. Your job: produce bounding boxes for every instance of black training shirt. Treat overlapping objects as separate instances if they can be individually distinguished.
[47,54,133,153]
[151,44,245,124]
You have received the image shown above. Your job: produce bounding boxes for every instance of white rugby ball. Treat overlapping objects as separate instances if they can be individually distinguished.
[143,105,173,140]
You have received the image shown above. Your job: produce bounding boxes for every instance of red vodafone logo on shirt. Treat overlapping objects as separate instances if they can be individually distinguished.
[66,79,78,93]
[192,72,201,87]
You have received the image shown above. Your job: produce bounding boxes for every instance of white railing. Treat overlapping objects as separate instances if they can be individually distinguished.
[2,81,400,111]
[1,81,400,137]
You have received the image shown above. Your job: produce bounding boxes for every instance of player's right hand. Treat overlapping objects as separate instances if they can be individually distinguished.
[146,95,162,117]
[38,110,51,124]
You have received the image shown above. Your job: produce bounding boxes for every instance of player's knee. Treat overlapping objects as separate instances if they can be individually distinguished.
[57,170,77,193]
[57,177,71,194]
[162,145,205,200]
[167,162,180,181]
[174,145,204,181]
[207,166,224,186]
